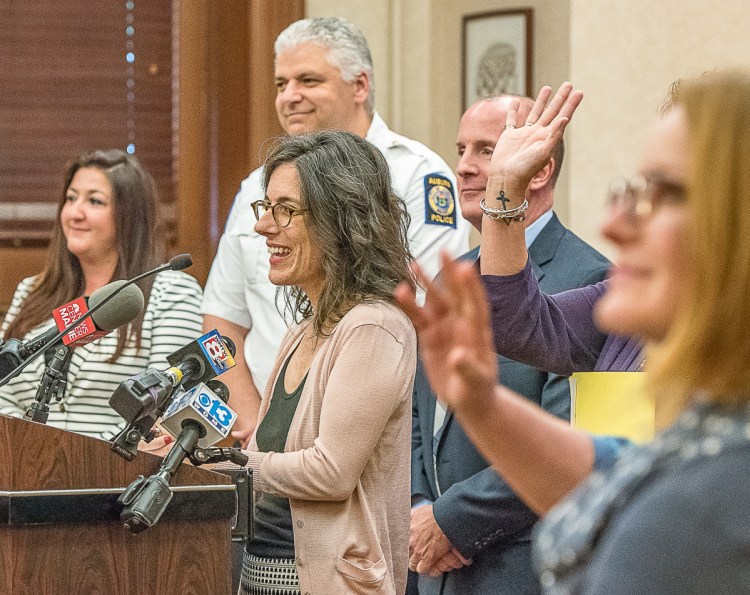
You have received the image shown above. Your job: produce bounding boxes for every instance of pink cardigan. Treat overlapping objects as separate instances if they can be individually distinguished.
[245,301,416,594]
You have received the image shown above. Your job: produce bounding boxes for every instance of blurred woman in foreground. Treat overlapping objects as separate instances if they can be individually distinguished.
[397,73,750,593]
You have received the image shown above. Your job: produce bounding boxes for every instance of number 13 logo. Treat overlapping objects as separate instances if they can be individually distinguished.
[198,391,234,428]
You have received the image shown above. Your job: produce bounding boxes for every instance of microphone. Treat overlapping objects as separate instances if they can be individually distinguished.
[0,282,145,385]
[108,329,237,424]
[0,254,191,386]
[56,281,145,349]
[160,380,238,449]
[167,253,192,271]
[109,330,236,461]
[68,254,191,350]
[124,253,193,286]
[16,297,89,358]
[165,330,237,392]
[119,380,237,534]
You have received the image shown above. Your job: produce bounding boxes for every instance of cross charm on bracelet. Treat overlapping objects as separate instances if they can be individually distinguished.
[497,190,511,209]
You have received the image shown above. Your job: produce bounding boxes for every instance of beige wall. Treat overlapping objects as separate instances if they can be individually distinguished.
[308,0,750,254]
[306,0,396,124]
[569,0,750,255]
[427,0,571,223]
[307,0,572,235]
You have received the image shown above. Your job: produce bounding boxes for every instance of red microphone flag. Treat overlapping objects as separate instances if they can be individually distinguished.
[51,297,108,346]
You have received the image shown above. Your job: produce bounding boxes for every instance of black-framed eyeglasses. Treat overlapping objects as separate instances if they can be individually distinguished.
[607,174,686,219]
[251,199,307,227]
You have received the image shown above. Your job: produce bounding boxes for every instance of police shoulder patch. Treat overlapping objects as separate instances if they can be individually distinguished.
[423,173,457,228]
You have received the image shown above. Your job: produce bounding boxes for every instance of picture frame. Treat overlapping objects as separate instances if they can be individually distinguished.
[462,8,534,111]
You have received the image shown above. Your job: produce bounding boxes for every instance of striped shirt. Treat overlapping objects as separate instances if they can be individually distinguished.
[0,270,203,439]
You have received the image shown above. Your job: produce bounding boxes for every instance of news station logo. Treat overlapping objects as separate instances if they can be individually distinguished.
[198,330,236,375]
[163,384,236,439]
[56,300,85,327]
[51,297,97,345]
[163,387,194,418]
[58,300,84,326]
[194,388,235,434]
[65,321,95,342]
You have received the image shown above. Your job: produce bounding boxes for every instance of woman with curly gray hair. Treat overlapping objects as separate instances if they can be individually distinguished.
[235,130,416,595]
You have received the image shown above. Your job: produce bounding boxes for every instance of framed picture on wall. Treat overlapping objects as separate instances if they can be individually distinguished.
[462,8,533,110]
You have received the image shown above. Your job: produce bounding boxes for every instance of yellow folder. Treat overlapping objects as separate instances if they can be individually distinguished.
[569,372,654,443]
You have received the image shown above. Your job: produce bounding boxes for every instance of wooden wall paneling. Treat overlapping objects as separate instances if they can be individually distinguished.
[207,0,251,252]
[0,247,46,316]
[176,0,302,284]
[0,2,172,313]
[0,1,306,304]
[246,0,305,176]
[175,0,212,283]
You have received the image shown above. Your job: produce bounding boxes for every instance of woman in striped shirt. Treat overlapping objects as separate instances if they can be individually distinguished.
[0,149,203,439]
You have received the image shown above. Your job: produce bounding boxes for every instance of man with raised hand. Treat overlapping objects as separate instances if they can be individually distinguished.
[408,94,608,595]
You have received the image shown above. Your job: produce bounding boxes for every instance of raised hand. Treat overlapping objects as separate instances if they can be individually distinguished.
[395,254,497,413]
[489,82,584,188]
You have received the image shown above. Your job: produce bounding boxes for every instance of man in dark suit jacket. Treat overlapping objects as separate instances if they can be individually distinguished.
[408,96,610,594]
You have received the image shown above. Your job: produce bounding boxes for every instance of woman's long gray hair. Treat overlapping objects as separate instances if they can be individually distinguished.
[262,130,414,336]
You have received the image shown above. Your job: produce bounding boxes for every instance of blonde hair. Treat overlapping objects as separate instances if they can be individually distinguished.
[648,70,750,421]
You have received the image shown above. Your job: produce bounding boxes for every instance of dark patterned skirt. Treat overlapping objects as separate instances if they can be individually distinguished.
[239,554,301,595]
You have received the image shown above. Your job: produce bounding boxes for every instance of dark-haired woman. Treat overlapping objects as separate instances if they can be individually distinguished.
[0,149,203,439]
[233,130,416,595]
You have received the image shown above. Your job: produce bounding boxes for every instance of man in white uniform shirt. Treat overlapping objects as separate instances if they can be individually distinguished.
[202,17,470,440]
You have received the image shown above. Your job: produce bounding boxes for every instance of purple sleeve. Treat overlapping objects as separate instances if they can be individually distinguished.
[482,261,608,376]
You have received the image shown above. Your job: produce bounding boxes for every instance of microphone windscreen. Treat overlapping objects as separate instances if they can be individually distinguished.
[221,335,237,357]
[205,379,230,403]
[169,254,193,271]
[89,281,146,330]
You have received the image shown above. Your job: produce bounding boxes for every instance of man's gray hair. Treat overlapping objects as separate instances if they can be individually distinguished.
[275,17,375,115]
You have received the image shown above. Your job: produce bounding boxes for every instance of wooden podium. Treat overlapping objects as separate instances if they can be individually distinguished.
[0,414,237,594]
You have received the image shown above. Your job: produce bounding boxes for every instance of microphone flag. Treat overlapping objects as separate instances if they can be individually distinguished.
[51,297,107,346]
[161,382,238,448]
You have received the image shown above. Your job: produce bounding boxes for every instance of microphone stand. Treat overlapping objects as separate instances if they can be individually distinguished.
[189,446,249,467]
[109,353,234,462]
[0,254,192,389]
[110,417,157,462]
[24,345,73,424]
[119,419,204,533]
[118,420,249,534]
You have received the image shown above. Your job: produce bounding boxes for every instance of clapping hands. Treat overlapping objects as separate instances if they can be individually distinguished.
[396,255,497,416]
